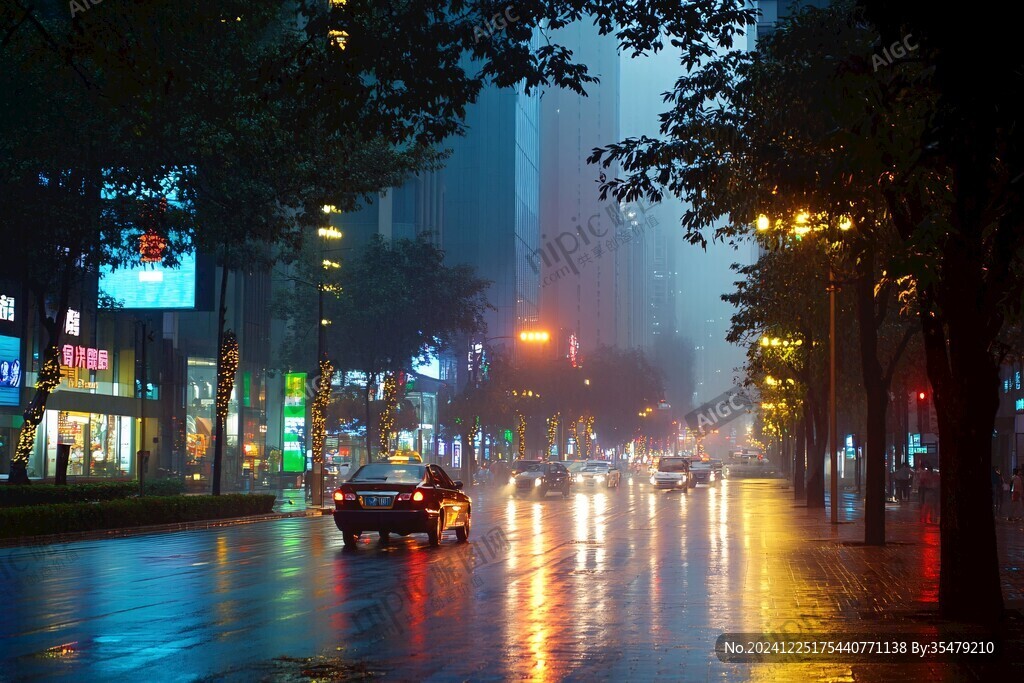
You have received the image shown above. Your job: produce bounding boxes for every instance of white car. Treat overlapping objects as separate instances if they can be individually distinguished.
[574,461,622,489]
[650,457,691,491]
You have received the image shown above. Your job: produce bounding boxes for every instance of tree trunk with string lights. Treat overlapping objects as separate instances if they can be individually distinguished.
[311,359,333,468]
[212,331,239,496]
[378,373,398,456]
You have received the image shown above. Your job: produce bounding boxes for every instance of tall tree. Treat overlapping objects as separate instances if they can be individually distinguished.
[858,0,1024,622]
[321,235,490,466]
[593,0,1016,619]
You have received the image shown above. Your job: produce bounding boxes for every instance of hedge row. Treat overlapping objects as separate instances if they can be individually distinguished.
[0,494,276,539]
[0,479,185,507]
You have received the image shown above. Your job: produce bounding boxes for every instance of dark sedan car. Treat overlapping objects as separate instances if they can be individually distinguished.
[332,462,471,547]
[510,460,571,498]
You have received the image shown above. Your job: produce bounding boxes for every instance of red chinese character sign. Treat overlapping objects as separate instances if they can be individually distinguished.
[61,345,109,370]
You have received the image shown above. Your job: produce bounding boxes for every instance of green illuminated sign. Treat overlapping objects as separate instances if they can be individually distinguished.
[283,372,307,472]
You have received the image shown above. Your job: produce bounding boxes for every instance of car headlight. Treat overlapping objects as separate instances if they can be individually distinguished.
[710,472,716,481]
[595,475,605,483]
[509,476,516,486]
[534,477,543,487]
[649,476,657,485]
[573,474,580,482]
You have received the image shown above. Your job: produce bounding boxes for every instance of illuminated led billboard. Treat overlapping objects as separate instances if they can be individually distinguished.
[0,335,22,406]
[283,372,307,472]
[99,252,197,309]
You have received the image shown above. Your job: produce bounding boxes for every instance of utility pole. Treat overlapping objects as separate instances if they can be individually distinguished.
[137,319,150,496]
[828,264,839,525]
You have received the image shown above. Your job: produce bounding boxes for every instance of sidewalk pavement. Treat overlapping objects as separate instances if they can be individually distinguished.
[274,487,335,514]
[755,482,1024,681]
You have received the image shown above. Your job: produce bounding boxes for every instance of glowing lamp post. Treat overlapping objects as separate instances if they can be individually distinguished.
[756,210,854,524]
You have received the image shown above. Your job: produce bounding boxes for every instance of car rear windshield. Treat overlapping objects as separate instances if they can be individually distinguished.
[658,459,689,472]
[513,461,543,473]
[349,464,425,484]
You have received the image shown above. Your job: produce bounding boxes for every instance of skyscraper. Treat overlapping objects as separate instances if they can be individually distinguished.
[443,83,541,345]
[538,22,621,358]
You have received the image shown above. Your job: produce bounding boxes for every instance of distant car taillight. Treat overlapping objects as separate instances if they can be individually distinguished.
[412,490,425,502]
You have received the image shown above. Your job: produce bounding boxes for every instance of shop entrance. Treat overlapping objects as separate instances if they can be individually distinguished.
[46,410,133,478]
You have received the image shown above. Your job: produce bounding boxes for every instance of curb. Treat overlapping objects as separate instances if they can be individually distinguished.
[0,507,331,548]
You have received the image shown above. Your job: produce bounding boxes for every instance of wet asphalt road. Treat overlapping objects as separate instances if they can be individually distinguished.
[0,478,964,682]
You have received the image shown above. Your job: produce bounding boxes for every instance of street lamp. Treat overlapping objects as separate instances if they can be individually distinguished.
[756,210,853,525]
[312,221,343,507]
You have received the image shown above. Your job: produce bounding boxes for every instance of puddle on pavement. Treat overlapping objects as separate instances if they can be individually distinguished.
[199,656,383,682]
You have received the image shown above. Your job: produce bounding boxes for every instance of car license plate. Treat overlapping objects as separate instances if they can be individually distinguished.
[361,495,393,509]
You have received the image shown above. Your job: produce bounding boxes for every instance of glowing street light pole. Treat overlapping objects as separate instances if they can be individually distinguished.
[828,261,838,526]
[757,211,852,525]
[313,206,342,506]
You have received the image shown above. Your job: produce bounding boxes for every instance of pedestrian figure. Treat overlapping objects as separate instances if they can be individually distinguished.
[993,466,1006,515]
[1010,468,1024,521]
[916,462,926,504]
[919,465,938,524]
[895,462,913,502]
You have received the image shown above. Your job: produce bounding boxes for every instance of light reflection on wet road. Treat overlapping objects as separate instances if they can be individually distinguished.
[0,480,939,681]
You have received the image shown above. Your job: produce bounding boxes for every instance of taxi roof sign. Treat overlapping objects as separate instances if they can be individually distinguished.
[387,449,423,463]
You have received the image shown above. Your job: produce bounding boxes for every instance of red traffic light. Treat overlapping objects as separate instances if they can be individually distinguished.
[917,392,926,401]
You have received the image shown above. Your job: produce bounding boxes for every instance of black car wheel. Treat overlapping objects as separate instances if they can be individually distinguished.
[455,513,471,542]
[427,511,444,546]
[342,530,360,547]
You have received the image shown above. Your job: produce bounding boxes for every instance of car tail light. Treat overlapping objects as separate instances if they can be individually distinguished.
[333,491,344,501]
[343,492,356,501]
[397,493,412,501]
[412,490,425,502]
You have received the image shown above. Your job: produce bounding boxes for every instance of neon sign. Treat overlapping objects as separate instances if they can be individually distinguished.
[0,295,14,322]
[61,344,109,370]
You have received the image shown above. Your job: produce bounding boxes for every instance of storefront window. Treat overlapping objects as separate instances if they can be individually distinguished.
[186,358,217,484]
[41,410,133,479]
[89,413,120,476]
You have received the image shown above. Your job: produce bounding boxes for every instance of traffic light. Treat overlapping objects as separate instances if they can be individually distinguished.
[917,391,926,401]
